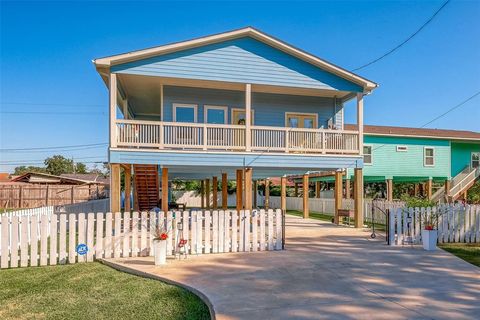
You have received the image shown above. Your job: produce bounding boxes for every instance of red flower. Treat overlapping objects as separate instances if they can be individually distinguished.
[160,233,168,240]
[425,225,434,231]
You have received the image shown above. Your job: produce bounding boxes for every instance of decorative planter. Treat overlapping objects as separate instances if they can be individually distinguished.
[153,239,167,265]
[421,230,437,251]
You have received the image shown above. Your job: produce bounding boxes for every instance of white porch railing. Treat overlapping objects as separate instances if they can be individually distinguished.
[115,119,360,155]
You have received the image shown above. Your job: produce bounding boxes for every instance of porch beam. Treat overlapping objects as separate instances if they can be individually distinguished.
[236,169,243,211]
[212,176,218,209]
[110,163,121,213]
[303,174,309,219]
[334,171,343,224]
[281,176,287,212]
[354,168,364,228]
[245,168,253,211]
[222,173,228,209]
[161,168,168,212]
[245,83,252,151]
[109,73,117,148]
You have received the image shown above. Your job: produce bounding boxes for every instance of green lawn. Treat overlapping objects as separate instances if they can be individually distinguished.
[0,262,210,320]
[439,243,480,268]
[287,210,334,222]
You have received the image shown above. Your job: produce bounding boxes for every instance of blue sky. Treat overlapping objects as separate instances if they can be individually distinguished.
[1,0,479,173]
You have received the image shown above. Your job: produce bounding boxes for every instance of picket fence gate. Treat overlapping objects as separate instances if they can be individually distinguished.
[0,209,284,269]
[388,204,480,245]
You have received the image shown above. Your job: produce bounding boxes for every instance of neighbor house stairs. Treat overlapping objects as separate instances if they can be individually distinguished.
[133,164,159,211]
[431,166,480,203]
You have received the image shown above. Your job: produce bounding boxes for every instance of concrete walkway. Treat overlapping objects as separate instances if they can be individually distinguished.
[104,215,480,320]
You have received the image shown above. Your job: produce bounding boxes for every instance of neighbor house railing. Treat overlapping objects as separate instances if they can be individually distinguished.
[115,119,360,155]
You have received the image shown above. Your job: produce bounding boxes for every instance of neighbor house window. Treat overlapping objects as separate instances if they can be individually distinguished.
[424,147,435,166]
[173,104,197,122]
[472,152,480,168]
[363,145,372,164]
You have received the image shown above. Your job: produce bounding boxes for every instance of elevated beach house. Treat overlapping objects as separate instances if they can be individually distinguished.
[93,27,377,226]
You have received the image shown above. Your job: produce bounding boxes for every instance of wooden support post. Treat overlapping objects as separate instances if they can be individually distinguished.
[426,178,433,200]
[315,181,321,198]
[221,173,228,209]
[354,168,364,228]
[244,168,253,211]
[386,179,393,202]
[281,176,287,211]
[334,171,343,224]
[161,168,168,213]
[445,179,451,197]
[253,180,257,208]
[345,179,351,199]
[294,183,299,197]
[303,174,309,219]
[236,170,243,211]
[110,164,121,212]
[414,183,419,197]
[200,180,205,209]
[265,178,270,209]
[45,185,49,207]
[212,176,218,209]
[70,186,75,204]
[205,178,210,209]
[124,165,131,212]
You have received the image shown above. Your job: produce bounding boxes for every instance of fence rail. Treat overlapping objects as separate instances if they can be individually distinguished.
[0,209,283,269]
[115,119,360,155]
[389,204,480,245]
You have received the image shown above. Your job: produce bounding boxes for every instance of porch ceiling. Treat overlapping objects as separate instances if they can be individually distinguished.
[117,73,354,117]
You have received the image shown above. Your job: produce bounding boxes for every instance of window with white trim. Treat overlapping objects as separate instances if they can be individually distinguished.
[472,152,480,168]
[173,104,197,123]
[424,147,435,166]
[363,145,372,164]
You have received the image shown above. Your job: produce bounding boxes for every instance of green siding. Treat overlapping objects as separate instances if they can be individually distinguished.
[347,135,451,180]
[451,142,480,176]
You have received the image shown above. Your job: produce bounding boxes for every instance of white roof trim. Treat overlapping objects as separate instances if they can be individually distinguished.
[365,132,480,142]
[93,27,377,91]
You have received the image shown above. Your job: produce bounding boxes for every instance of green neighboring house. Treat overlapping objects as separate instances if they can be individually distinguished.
[309,125,480,202]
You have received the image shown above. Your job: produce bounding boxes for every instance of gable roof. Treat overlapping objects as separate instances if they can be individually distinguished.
[12,172,107,185]
[345,124,480,141]
[93,27,377,92]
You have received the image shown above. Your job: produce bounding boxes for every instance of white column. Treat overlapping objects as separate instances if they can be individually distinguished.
[245,83,252,151]
[356,93,364,155]
[109,73,118,148]
[160,83,164,121]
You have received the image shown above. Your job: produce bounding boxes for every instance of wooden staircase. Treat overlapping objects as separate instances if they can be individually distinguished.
[133,165,159,211]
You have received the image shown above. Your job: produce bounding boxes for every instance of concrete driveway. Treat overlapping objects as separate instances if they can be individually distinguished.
[103,215,480,320]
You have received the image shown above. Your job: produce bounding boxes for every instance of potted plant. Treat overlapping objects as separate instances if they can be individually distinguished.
[152,223,168,265]
[421,211,438,251]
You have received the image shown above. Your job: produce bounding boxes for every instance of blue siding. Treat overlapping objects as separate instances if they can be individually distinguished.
[112,37,363,92]
[146,86,339,128]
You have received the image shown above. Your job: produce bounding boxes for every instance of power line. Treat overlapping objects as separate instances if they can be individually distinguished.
[0,143,108,152]
[352,0,450,71]
[0,156,106,164]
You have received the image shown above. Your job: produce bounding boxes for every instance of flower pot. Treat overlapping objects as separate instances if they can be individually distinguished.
[421,230,437,251]
[153,239,167,265]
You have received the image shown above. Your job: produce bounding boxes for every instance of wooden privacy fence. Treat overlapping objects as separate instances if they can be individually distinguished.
[389,204,480,245]
[0,209,284,269]
[0,185,108,209]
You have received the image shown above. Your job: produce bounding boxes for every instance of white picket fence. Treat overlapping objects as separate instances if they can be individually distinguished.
[389,204,480,245]
[0,209,284,269]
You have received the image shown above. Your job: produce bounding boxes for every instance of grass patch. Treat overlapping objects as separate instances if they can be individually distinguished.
[287,210,334,222]
[0,262,210,320]
[439,243,480,268]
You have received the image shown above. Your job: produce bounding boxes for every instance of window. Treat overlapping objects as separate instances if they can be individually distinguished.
[204,106,227,124]
[396,146,408,152]
[424,147,435,166]
[231,108,254,125]
[472,152,480,168]
[173,104,197,123]
[285,113,318,128]
[363,145,372,164]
